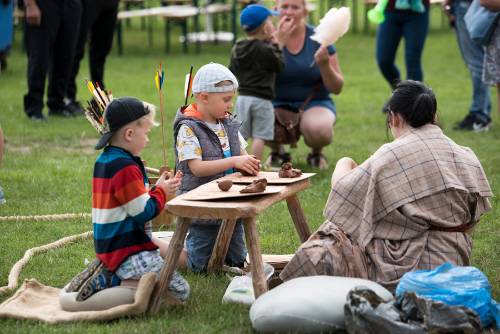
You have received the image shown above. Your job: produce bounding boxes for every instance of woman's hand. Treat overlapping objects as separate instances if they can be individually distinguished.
[314,46,330,67]
[274,16,295,48]
[25,0,42,26]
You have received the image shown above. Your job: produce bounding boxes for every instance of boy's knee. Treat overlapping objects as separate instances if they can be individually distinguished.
[226,222,247,267]
[186,225,218,272]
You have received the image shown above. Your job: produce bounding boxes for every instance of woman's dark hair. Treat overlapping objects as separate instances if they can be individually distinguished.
[386,80,437,128]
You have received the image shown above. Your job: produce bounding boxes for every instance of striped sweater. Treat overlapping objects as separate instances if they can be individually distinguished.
[92,146,166,271]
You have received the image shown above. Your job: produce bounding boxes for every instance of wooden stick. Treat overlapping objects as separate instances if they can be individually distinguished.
[149,217,190,313]
[158,87,167,168]
[286,195,311,243]
[145,166,160,175]
[243,217,267,298]
[207,219,237,272]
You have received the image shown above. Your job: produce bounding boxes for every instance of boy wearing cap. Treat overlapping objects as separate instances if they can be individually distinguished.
[229,4,289,161]
[174,63,260,272]
[67,97,190,302]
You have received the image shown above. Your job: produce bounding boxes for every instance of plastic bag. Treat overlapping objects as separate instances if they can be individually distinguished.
[396,262,499,328]
[344,287,482,333]
[222,263,274,305]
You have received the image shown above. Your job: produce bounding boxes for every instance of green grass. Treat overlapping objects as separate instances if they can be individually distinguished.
[0,14,499,333]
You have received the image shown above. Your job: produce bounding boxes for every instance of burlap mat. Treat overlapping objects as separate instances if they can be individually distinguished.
[0,273,156,324]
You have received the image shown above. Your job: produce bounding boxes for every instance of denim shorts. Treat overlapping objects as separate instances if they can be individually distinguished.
[273,99,336,115]
[186,221,247,272]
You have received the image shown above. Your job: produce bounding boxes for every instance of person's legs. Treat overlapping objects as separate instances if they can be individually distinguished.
[300,107,336,169]
[47,0,82,114]
[235,95,252,139]
[376,11,403,88]
[88,0,119,87]
[250,98,274,161]
[67,0,89,103]
[452,1,491,127]
[152,235,187,269]
[265,142,289,169]
[23,0,59,119]
[225,220,247,268]
[402,9,429,82]
[185,224,219,272]
[251,138,265,162]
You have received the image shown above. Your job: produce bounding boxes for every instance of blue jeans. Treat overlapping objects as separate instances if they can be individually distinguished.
[376,9,429,87]
[452,0,491,122]
[186,221,247,272]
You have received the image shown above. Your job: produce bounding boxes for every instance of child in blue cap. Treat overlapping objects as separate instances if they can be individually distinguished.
[229,4,293,162]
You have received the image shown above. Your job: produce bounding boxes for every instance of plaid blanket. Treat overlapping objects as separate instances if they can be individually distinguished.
[281,124,492,289]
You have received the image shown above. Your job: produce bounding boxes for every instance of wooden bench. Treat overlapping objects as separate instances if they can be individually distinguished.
[149,175,313,312]
[116,6,200,54]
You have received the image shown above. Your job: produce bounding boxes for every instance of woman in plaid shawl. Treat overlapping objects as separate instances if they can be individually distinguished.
[280,80,492,290]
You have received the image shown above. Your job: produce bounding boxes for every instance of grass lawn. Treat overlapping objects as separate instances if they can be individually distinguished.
[0,11,499,333]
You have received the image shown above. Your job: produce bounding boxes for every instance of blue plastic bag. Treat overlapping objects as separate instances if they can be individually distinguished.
[396,262,499,328]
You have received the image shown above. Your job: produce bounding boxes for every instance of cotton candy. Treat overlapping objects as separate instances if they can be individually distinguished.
[310,7,351,46]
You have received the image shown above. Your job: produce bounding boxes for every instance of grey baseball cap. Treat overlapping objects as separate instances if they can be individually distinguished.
[192,63,239,94]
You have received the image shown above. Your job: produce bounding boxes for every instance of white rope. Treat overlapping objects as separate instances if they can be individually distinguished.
[0,213,91,222]
[0,231,93,295]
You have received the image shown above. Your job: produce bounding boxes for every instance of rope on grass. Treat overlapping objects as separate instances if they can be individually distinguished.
[0,213,91,222]
[0,230,93,295]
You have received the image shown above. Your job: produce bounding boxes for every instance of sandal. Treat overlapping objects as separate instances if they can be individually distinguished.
[265,152,292,169]
[307,152,328,170]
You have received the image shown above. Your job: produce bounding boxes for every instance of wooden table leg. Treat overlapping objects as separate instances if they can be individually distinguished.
[286,194,311,243]
[149,217,190,314]
[207,219,237,273]
[243,217,267,298]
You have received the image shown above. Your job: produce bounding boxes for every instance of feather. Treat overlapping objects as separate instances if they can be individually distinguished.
[184,65,194,105]
[310,7,351,46]
[83,80,112,135]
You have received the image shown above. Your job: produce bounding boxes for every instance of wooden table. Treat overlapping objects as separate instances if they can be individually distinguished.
[149,176,312,312]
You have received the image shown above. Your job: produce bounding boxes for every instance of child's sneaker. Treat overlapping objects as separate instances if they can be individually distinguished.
[76,263,121,301]
[66,258,102,293]
[168,270,190,302]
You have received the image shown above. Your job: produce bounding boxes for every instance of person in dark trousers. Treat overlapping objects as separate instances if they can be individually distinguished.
[66,0,119,115]
[23,0,82,121]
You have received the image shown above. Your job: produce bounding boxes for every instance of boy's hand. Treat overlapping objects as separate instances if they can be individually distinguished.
[156,171,182,196]
[233,155,260,176]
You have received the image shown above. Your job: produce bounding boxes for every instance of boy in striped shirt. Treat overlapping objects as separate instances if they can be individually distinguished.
[69,97,189,302]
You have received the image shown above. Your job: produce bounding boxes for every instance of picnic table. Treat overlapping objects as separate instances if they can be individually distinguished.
[116,5,200,54]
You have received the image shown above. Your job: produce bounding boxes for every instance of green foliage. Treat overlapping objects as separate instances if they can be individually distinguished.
[0,15,498,333]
